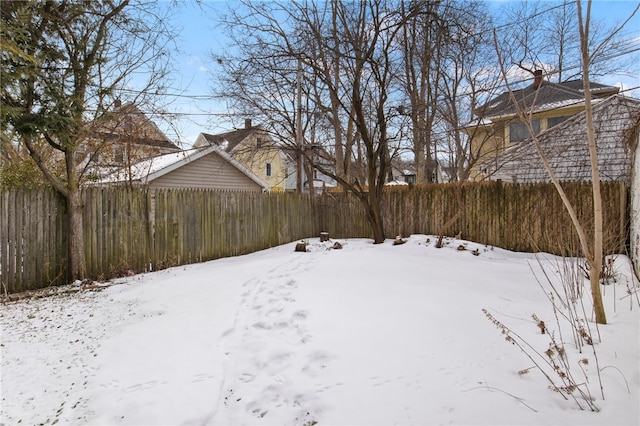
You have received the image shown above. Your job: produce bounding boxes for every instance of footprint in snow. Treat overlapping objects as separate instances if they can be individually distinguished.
[238,372,256,383]
[251,321,271,330]
[246,401,268,418]
[291,310,308,322]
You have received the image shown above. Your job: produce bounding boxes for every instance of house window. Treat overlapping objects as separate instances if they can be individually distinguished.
[256,138,263,148]
[404,174,417,184]
[547,115,570,129]
[509,119,540,143]
[266,162,272,177]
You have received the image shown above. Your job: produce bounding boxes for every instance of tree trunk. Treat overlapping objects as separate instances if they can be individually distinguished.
[577,0,606,324]
[67,188,87,281]
[436,182,465,247]
[367,189,386,244]
[368,205,386,244]
[331,1,346,184]
[414,123,425,183]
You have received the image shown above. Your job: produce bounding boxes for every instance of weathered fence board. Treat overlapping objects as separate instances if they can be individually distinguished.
[0,182,631,294]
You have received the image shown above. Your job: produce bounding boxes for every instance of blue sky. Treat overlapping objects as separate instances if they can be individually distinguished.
[159,1,640,146]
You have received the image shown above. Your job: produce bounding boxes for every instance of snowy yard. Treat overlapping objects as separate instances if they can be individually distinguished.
[1,235,639,425]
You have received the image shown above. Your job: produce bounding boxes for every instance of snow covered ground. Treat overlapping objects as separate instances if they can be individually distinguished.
[1,235,639,425]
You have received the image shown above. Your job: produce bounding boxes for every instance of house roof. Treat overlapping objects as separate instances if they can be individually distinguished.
[475,79,619,119]
[94,102,180,151]
[91,145,270,190]
[486,95,640,183]
[197,126,263,153]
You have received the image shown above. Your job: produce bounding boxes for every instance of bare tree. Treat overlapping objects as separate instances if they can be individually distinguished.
[214,0,421,243]
[298,0,414,242]
[433,1,500,182]
[1,0,175,280]
[576,0,607,325]
[577,0,640,324]
[497,0,638,83]
[397,0,444,184]
[492,0,639,324]
[427,1,506,247]
[545,0,580,82]
[212,3,319,193]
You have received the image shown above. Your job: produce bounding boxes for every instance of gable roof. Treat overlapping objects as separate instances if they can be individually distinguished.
[485,95,640,183]
[475,79,619,119]
[94,102,180,151]
[92,145,270,190]
[194,127,290,169]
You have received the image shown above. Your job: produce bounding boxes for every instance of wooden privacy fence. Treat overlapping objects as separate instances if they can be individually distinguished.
[317,181,629,255]
[0,181,630,293]
[1,188,318,294]
[0,190,68,294]
[149,189,316,268]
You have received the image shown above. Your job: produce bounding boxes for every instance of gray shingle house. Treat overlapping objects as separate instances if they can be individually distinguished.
[484,95,640,184]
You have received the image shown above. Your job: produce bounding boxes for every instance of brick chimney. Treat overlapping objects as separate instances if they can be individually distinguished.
[245,118,252,129]
[533,70,543,89]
